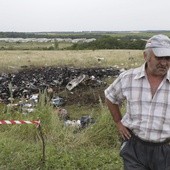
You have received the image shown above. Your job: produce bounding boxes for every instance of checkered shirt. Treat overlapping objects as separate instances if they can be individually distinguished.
[105,63,170,142]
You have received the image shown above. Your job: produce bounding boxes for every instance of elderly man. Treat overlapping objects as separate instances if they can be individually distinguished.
[105,34,170,170]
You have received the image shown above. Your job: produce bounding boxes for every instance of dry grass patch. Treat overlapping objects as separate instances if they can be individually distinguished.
[0,50,144,73]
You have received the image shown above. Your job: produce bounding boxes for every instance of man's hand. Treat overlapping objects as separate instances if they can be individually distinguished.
[116,121,131,140]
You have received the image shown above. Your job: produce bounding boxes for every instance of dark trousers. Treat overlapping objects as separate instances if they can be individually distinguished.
[120,135,170,170]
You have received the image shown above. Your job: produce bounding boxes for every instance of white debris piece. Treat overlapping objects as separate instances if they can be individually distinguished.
[66,74,86,91]
[64,120,81,128]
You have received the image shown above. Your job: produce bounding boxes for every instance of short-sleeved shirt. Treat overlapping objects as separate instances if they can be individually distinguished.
[105,63,170,142]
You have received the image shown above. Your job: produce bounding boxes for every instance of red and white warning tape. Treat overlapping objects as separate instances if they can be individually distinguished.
[0,120,40,127]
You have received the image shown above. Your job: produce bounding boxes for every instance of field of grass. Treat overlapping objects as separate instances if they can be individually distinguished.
[0,49,144,169]
[0,41,72,51]
[0,49,143,73]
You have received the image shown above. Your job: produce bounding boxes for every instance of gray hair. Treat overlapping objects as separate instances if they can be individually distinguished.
[144,48,152,61]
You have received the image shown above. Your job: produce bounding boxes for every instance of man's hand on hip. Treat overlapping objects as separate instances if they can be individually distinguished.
[116,121,131,140]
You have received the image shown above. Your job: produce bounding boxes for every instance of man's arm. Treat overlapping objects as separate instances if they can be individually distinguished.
[105,98,131,140]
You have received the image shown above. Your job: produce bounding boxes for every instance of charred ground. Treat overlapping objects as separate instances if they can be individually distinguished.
[0,66,120,105]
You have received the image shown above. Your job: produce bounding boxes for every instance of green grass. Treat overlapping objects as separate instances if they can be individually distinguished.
[0,136,122,169]
[0,94,123,169]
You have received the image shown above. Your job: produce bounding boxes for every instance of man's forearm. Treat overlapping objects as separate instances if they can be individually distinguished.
[105,98,131,139]
[105,98,122,123]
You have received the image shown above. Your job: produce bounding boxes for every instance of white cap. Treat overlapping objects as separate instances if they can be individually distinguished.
[145,34,170,57]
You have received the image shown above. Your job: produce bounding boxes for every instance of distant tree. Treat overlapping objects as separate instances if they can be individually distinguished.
[54,39,59,50]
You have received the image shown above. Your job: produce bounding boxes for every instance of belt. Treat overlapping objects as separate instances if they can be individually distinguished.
[128,130,170,146]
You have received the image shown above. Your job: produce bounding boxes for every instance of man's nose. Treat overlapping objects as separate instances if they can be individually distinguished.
[159,57,170,64]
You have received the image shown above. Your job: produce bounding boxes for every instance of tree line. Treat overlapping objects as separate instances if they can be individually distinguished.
[66,35,146,50]
[1,31,170,50]
[0,32,103,39]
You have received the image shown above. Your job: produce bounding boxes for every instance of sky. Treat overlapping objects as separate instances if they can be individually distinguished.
[0,0,170,32]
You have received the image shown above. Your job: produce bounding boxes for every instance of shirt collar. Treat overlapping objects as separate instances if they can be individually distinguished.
[134,63,146,79]
[167,70,170,82]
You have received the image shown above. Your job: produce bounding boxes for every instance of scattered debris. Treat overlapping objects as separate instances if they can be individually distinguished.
[51,96,65,107]
[57,108,69,120]
[64,120,81,128]
[55,107,95,129]
[64,115,95,129]
[80,115,95,128]
[0,66,121,130]
[0,66,120,104]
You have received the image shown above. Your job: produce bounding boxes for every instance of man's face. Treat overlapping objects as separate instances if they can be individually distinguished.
[146,50,170,77]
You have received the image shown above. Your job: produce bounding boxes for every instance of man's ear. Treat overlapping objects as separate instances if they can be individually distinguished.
[143,50,150,62]
[143,51,147,61]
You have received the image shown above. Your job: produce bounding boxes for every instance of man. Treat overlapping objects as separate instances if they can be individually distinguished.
[105,34,170,170]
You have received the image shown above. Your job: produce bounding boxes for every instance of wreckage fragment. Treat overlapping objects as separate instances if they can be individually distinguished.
[51,96,65,107]
[66,74,86,91]
[80,115,95,128]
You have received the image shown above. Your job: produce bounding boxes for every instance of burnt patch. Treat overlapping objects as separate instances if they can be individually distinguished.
[0,66,120,105]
